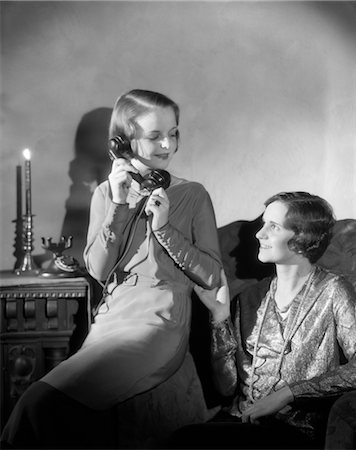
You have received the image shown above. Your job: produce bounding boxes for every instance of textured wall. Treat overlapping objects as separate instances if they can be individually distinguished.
[1,1,355,269]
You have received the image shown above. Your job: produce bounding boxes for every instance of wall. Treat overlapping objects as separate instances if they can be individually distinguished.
[1,1,355,269]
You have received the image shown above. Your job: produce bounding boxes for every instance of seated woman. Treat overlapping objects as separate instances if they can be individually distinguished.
[169,191,356,449]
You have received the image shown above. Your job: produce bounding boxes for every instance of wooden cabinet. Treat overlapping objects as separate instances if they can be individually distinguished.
[0,272,91,430]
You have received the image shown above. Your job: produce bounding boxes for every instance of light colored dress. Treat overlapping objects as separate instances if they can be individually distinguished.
[42,175,222,410]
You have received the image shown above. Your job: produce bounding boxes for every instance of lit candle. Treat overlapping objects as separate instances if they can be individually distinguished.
[23,148,32,216]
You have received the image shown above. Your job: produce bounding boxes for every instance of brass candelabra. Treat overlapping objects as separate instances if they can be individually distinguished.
[14,214,40,276]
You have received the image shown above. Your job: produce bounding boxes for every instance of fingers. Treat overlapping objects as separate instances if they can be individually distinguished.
[214,270,230,305]
[150,187,168,202]
[216,283,229,304]
[145,187,169,230]
[112,158,138,174]
[241,413,260,425]
[193,284,218,299]
[241,406,261,425]
[109,158,136,204]
[220,269,228,285]
[109,159,132,185]
[146,188,169,211]
[193,285,219,311]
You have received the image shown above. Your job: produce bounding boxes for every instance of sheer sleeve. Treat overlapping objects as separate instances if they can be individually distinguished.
[210,316,239,397]
[290,279,356,399]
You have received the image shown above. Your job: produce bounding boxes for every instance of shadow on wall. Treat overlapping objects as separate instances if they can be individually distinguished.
[61,107,113,267]
[217,216,275,298]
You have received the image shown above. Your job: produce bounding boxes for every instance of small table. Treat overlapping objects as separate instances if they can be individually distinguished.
[0,271,92,430]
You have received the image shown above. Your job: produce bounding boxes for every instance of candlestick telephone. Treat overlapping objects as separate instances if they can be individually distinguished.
[108,135,171,191]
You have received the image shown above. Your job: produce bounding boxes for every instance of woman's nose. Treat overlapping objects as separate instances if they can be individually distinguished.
[160,137,170,149]
[256,225,266,240]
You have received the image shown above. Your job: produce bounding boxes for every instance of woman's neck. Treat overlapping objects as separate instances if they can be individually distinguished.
[131,158,152,177]
[274,261,314,307]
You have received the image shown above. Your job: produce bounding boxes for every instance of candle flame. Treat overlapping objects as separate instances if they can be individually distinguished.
[23,148,31,160]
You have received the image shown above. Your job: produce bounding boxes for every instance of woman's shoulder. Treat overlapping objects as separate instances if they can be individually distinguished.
[169,174,208,195]
[314,265,356,301]
[315,265,350,284]
[95,179,110,192]
[90,180,111,199]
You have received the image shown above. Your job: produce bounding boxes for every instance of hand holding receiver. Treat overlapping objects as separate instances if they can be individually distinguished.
[108,135,171,197]
[108,158,140,204]
[194,269,231,322]
[146,187,170,231]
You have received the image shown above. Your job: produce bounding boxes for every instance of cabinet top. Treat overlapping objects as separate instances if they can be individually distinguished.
[0,271,89,288]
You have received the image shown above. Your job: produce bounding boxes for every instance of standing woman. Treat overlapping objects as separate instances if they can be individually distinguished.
[1,89,222,448]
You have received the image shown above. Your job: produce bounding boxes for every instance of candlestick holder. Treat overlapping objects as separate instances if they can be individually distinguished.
[40,236,81,277]
[12,216,24,271]
[14,215,40,276]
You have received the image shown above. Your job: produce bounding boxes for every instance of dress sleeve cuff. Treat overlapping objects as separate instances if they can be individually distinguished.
[289,380,313,399]
[102,203,130,242]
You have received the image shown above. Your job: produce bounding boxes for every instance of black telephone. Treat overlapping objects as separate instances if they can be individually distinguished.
[108,135,171,192]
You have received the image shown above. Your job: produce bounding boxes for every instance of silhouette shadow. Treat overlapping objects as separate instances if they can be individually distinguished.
[60,107,113,268]
[217,215,275,299]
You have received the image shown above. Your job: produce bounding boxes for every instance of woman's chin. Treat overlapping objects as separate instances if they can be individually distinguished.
[257,252,270,264]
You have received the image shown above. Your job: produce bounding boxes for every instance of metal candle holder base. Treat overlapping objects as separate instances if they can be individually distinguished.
[14,253,40,276]
[14,215,40,276]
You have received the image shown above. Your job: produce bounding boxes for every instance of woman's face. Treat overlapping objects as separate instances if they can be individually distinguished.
[256,201,298,265]
[132,106,178,170]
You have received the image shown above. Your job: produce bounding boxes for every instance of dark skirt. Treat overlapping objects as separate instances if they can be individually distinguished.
[163,410,323,449]
[0,381,116,449]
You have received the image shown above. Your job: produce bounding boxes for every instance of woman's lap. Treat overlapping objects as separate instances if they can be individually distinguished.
[164,411,321,449]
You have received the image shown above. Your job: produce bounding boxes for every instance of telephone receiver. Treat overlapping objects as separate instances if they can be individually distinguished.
[108,135,171,192]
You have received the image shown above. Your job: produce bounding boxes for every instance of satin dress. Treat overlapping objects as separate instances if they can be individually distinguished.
[42,175,222,409]
[211,266,356,440]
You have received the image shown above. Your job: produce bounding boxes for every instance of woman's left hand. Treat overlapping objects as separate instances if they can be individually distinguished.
[241,386,294,424]
[146,187,170,231]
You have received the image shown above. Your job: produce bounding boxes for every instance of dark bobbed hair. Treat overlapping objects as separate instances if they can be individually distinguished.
[109,89,180,141]
[264,191,336,263]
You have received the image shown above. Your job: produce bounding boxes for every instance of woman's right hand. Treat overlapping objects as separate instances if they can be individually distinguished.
[194,269,231,322]
[108,158,139,204]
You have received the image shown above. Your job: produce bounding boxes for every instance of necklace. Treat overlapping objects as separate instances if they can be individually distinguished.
[248,266,316,402]
[275,301,293,315]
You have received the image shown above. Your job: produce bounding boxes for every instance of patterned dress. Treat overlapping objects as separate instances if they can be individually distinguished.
[211,266,356,440]
[42,175,222,409]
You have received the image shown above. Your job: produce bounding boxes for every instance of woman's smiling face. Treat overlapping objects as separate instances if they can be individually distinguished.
[256,201,298,265]
[132,106,178,170]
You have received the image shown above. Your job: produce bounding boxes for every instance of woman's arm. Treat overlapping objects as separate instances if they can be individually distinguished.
[290,279,356,399]
[210,316,239,397]
[84,157,143,281]
[153,187,222,289]
[194,273,239,396]
[83,183,132,281]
